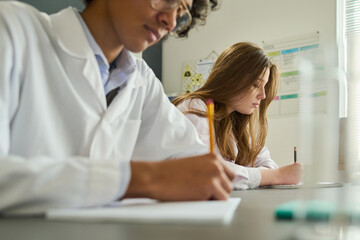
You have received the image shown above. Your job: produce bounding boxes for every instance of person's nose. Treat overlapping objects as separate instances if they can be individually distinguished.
[158,8,177,32]
[258,87,266,100]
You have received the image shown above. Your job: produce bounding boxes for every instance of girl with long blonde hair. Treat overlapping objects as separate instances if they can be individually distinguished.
[173,42,301,189]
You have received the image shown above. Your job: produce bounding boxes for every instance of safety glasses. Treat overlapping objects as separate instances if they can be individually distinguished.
[151,0,192,35]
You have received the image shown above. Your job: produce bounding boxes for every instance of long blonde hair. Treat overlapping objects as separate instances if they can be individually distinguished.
[173,42,279,166]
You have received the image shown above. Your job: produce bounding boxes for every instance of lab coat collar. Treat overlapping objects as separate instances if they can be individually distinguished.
[49,7,147,119]
[50,7,94,60]
[50,7,106,110]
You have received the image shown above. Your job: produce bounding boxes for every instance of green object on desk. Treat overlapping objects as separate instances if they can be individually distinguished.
[275,200,336,221]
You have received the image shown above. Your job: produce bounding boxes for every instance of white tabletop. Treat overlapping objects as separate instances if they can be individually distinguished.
[1,185,357,240]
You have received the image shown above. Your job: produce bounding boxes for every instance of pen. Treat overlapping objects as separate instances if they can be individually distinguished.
[206,99,215,153]
[294,147,297,163]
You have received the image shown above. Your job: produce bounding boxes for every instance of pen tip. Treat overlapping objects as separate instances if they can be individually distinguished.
[294,147,296,151]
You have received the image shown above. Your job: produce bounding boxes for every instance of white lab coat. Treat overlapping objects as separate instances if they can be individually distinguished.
[0,2,207,214]
[176,99,279,189]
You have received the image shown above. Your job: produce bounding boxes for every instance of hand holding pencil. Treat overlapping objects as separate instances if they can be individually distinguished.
[273,146,302,185]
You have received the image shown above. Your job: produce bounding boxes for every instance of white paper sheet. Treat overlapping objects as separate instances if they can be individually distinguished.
[46,198,241,225]
[264,182,343,189]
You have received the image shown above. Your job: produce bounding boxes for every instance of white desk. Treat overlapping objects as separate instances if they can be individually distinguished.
[0,187,355,240]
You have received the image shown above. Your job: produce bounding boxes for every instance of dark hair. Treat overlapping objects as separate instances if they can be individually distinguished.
[177,0,218,37]
[83,0,219,38]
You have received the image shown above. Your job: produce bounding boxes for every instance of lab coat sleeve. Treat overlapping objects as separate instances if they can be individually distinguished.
[0,3,123,215]
[130,60,208,161]
[176,99,277,190]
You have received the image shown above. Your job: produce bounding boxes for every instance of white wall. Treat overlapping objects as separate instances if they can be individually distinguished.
[162,0,336,167]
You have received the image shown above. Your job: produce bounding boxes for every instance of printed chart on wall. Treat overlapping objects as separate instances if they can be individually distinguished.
[263,32,326,117]
[181,59,216,94]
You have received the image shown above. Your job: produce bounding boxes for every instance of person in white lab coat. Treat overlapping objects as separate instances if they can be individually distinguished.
[173,42,302,190]
[0,0,235,215]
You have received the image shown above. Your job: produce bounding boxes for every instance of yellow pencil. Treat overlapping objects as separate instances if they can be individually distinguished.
[206,99,215,153]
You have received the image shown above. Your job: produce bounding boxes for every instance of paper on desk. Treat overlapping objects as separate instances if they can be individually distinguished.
[46,198,241,225]
[266,182,343,189]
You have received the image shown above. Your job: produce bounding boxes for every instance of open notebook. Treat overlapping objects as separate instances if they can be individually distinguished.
[46,198,241,225]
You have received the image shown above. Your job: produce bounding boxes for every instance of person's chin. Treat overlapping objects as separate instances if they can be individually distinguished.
[237,110,253,115]
[126,42,149,53]
[245,109,255,115]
